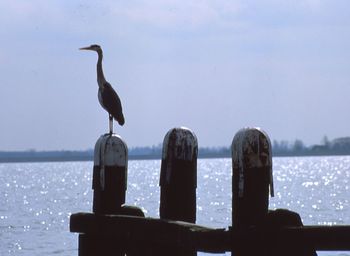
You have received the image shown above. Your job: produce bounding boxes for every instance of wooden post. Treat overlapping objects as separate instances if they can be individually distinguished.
[92,133,128,214]
[232,127,273,228]
[160,127,198,222]
[159,127,198,255]
[79,133,128,256]
[231,127,273,255]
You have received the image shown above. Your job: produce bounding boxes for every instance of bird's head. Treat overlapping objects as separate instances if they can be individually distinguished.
[79,44,102,53]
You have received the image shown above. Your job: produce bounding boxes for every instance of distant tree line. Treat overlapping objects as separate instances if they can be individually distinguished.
[128,136,350,158]
[272,136,350,156]
[0,136,350,163]
[0,149,94,162]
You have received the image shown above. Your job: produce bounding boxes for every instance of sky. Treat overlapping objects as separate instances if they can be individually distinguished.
[0,0,350,151]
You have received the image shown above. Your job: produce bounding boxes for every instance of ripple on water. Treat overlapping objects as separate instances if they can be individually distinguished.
[0,157,350,256]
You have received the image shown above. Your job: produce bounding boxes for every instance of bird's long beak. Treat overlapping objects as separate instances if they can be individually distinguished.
[79,46,92,50]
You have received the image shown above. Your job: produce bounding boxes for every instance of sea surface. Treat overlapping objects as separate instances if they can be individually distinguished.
[0,156,349,256]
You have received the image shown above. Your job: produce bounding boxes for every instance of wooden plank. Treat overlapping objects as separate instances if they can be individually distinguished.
[70,213,350,252]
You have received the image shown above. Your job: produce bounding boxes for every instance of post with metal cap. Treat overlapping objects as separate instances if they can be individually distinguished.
[231,127,274,255]
[79,133,128,256]
[159,127,198,255]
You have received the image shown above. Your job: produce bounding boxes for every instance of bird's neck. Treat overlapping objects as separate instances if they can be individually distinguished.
[97,51,106,88]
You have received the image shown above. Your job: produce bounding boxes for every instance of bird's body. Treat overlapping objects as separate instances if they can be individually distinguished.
[98,82,124,125]
[80,44,124,133]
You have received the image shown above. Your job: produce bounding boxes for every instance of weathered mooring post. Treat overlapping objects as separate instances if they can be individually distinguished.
[231,127,273,255]
[159,127,198,255]
[232,127,273,228]
[92,133,128,214]
[160,127,198,222]
[80,133,128,256]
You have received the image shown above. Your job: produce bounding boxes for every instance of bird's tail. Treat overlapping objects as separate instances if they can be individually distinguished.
[117,114,125,126]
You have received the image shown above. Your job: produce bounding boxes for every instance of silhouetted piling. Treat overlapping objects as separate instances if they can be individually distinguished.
[92,133,128,214]
[81,133,128,256]
[159,127,198,255]
[231,127,274,255]
[160,127,198,222]
[232,127,273,228]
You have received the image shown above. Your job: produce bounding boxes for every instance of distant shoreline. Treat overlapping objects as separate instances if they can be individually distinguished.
[0,151,349,164]
[1,136,350,163]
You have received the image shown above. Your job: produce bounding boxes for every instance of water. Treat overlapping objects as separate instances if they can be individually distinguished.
[0,156,349,255]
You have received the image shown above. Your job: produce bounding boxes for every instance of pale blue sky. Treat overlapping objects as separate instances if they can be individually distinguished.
[1,1,350,150]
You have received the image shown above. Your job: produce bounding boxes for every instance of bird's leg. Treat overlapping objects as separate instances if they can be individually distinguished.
[109,114,113,134]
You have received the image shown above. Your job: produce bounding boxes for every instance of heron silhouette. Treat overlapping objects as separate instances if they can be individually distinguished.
[80,44,124,134]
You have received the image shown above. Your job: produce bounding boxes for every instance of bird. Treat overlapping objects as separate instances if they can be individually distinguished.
[79,44,125,134]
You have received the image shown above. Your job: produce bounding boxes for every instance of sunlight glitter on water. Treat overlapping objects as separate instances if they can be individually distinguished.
[0,156,349,255]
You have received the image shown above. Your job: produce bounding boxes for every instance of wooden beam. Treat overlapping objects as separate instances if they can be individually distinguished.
[70,213,350,252]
